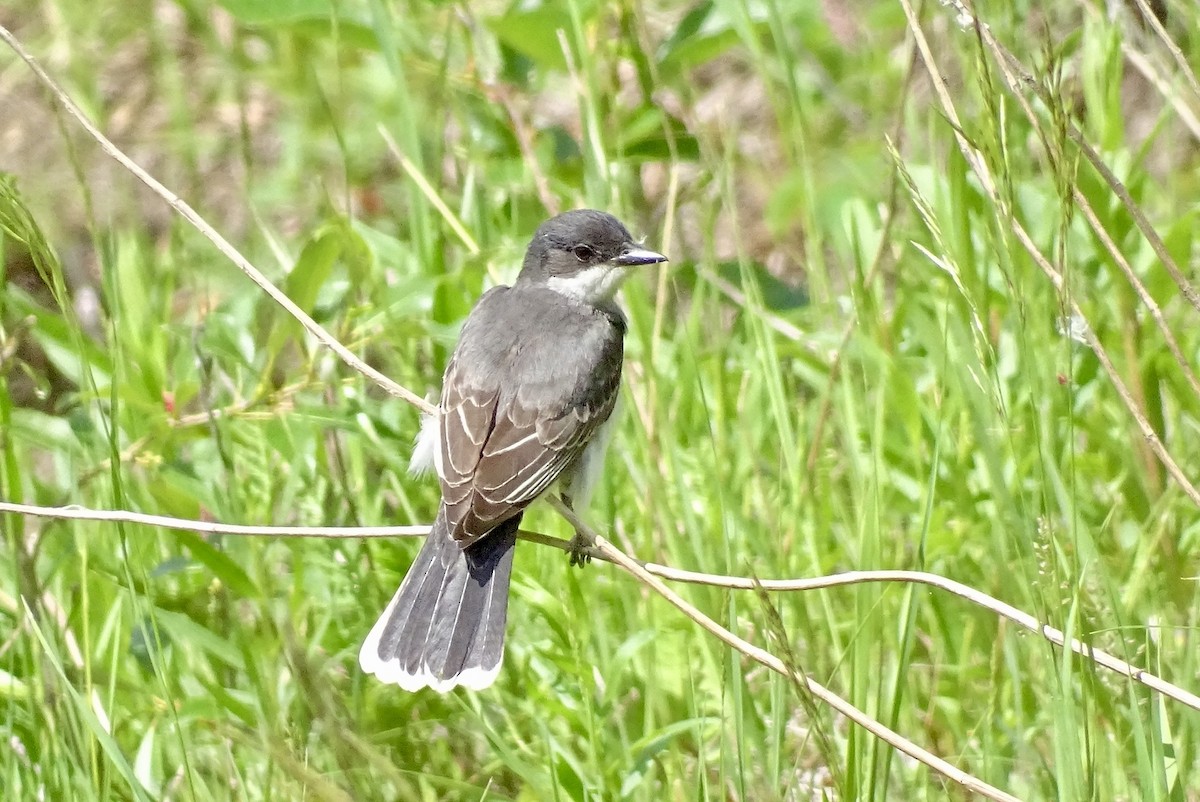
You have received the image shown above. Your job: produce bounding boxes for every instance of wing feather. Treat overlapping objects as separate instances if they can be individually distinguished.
[446,398,613,548]
[434,287,624,549]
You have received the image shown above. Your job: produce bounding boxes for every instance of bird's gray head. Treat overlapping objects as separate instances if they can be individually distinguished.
[517,209,668,304]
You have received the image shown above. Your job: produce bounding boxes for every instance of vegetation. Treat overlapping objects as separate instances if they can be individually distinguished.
[1,0,1198,799]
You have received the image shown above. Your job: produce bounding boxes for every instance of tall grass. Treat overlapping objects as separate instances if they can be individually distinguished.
[1,0,1198,799]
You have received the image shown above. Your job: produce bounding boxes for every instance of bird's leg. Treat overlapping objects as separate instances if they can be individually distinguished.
[561,494,594,567]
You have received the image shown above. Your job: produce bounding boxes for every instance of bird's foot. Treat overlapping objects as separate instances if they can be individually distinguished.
[567,529,594,567]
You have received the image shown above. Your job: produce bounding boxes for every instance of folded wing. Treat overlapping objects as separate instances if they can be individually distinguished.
[438,350,619,549]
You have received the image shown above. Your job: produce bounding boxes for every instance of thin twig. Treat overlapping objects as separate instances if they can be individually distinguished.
[0,501,426,539]
[8,497,1196,715]
[547,498,1019,802]
[645,563,1200,713]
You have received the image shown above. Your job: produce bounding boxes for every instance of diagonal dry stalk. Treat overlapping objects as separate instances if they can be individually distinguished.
[0,24,434,419]
[957,0,1200,319]
[1126,0,1200,107]
[548,498,1019,802]
[898,0,1200,510]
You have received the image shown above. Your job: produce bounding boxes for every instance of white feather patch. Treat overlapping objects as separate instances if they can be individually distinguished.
[409,409,442,478]
[546,264,629,304]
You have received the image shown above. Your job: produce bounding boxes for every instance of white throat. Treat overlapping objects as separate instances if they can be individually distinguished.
[545,264,629,304]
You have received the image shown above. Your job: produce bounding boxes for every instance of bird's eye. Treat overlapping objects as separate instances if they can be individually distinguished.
[572,244,595,262]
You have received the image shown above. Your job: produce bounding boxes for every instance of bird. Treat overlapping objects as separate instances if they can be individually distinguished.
[359,209,668,692]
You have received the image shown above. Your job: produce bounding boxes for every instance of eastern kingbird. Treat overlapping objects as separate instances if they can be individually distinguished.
[359,209,668,692]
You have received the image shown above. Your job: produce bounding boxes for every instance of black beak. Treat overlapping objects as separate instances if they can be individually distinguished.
[613,245,669,267]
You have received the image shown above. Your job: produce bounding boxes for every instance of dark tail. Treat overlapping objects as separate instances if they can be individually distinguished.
[359,509,519,691]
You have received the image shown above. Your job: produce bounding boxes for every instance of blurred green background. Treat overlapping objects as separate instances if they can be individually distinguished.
[1,0,1198,799]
